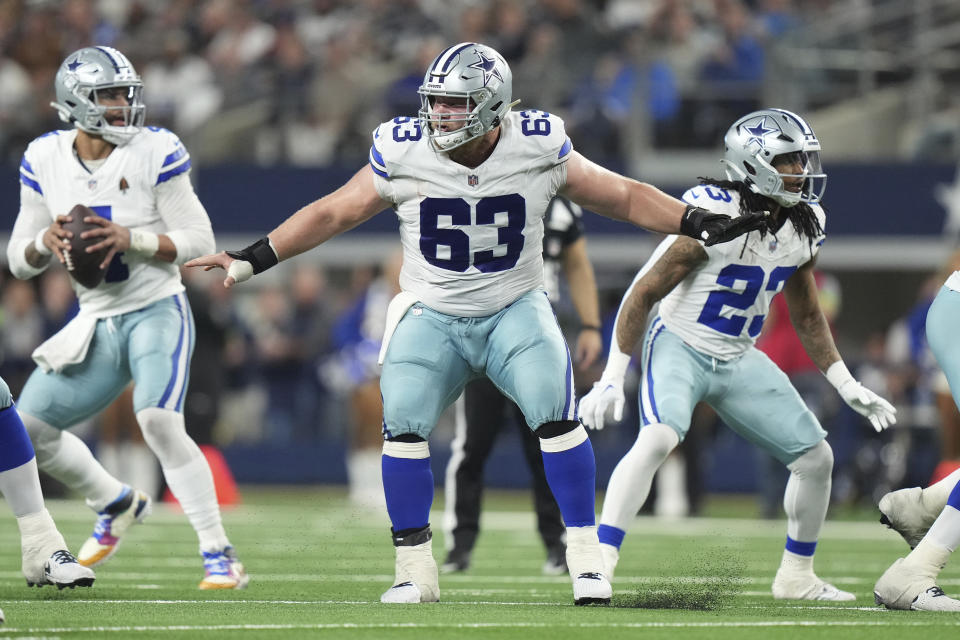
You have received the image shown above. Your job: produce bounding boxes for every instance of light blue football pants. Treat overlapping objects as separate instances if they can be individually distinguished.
[380,290,576,439]
[17,292,194,429]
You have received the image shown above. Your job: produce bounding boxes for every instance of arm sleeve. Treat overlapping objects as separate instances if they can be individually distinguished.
[154,173,216,264]
[7,186,52,280]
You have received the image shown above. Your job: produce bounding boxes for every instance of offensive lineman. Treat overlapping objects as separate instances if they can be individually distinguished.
[7,46,248,589]
[580,108,897,601]
[186,42,763,605]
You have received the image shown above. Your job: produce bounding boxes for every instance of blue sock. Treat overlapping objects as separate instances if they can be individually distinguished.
[0,405,34,472]
[382,455,433,532]
[785,536,817,556]
[542,438,596,527]
[947,476,960,510]
[598,524,626,549]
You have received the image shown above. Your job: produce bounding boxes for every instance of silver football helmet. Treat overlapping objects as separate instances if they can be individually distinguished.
[721,108,826,207]
[417,43,517,151]
[51,46,145,146]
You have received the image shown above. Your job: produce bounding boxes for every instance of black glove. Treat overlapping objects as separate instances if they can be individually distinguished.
[680,205,766,247]
[225,237,279,274]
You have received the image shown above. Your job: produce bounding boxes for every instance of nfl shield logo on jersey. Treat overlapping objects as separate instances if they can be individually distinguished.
[87,178,97,190]
[467,174,479,187]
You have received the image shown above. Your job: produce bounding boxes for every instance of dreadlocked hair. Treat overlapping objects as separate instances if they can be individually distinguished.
[697,177,824,256]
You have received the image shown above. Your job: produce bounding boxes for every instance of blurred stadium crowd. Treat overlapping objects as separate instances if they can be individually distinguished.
[0,0,958,513]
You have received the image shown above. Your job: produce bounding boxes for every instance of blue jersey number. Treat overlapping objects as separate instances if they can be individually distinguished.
[89,205,130,283]
[519,110,551,137]
[696,264,797,337]
[419,195,525,273]
[392,117,422,142]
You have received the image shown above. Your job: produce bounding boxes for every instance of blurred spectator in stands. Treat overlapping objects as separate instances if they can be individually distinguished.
[382,35,445,119]
[288,265,335,441]
[204,0,275,107]
[756,0,800,39]
[60,0,119,54]
[320,252,402,509]
[490,0,529,63]
[249,285,300,444]
[38,269,78,337]
[755,270,842,517]
[512,23,569,115]
[0,278,44,398]
[0,53,35,162]
[142,30,223,140]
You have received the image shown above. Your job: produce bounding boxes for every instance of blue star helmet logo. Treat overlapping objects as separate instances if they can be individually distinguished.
[67,57,83,72]
[742,116,778,150]
[467,50,503,87]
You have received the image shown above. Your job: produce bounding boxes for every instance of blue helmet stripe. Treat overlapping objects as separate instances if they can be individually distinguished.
[429,42,476,83]
[439,43,475,73]
[95,46,121,72]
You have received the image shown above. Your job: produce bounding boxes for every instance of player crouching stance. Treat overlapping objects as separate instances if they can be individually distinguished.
[581,109,897,601]
[187,42,761,605]
[0,378,94,588]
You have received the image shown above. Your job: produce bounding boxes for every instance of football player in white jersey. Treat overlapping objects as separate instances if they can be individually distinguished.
[7,46,248,589]
[873,261,960,610]
[580,108,897,601]
[186,42,762,605]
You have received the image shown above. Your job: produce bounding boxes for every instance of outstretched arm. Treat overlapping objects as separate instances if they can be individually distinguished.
[579,236,707,429]
[784,260,896,431]
[186,165,391,287]
[559,152,765,245]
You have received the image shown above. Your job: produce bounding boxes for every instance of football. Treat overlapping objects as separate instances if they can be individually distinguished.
[62,204,108,289]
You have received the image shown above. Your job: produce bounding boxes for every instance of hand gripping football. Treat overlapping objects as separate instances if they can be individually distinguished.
[62,204,108,289]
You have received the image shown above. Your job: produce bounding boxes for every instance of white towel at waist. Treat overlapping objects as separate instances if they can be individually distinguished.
[31,312,98,373]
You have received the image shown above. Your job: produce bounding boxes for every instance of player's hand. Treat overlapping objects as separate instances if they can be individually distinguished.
[41,214,75,264]
[184,252,252,288]
[836,378,897,432]
[578,377,625,430]
[575,328,603,369]
[680,206,767,247]
[79,214,131,269]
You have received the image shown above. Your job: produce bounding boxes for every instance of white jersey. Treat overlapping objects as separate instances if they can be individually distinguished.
[946,270,960,292]
[369,110,572,316]
[13,127,199,318]
[656,184,827,360]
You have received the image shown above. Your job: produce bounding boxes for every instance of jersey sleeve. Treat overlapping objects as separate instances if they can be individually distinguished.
[151,128,192,187]
[8,143,53,279]
[515,109,573,167]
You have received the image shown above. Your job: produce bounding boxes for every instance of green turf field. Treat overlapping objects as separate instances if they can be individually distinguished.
[1,487,958,638]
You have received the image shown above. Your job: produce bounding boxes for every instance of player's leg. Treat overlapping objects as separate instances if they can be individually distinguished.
[0,378,93,588]
[515,402,567,574]
[484,291,609,605]
[596,319,701,581]
[380,304,473,603]
[713,349,850,601]
[874,284,960,611]
[442,378,506,573]
[128,293,247,589]
[17,320,150,568]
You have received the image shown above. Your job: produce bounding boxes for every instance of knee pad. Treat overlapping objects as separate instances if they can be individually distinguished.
[787,439,833,479]
[20,413,63,461]
[136,408,199,468]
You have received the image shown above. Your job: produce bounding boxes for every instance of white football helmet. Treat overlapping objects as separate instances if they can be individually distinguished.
[51,46,145,146]
[721,108,826,207]
[417,42,516,151]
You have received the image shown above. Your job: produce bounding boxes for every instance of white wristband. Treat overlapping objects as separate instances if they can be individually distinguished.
[602,350,632,381]
[34,227,53,256]
[825,360,855,390]
[129,229,160,257]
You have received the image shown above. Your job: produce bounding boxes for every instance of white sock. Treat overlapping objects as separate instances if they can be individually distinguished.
[0,458,44,516]
[123,442,161,500]
[98,442,122,479]
[599,423,678,530]
[904,538,952,577]
[162,453,228,552]
[779,548,815,575]
[17,508,66,555]
[924,504,960,552]
[23,414,125,511]
[654,452,689,518]
[784,441,833,543]
[923,468,960,513]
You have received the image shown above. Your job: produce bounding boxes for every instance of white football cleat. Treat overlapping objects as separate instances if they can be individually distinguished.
[199,546,249,590]
[772,569,855,601]
[381,532,439,604]
[573,572,612,606]
[31,550,95,589]
[879,488,938,550]
[874,557,960,611]
[78,487,152,567]
[599,543,620,583]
